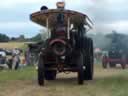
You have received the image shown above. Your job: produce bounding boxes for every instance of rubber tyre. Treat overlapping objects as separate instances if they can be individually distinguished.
[84,38,94,80]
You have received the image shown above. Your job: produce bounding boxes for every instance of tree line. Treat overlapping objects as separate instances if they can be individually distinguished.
[1,31,128,51]
[0,33,10,42]
[0,33,42,42]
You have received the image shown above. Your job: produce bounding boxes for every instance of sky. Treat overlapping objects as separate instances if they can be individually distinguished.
[0,0,128,37]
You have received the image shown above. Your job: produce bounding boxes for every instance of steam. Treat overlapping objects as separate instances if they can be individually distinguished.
[88,0,127,34]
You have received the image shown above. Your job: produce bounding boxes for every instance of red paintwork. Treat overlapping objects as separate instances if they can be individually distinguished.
[106,58,122,62]
[102,56,127,63]
[49,38,66,46]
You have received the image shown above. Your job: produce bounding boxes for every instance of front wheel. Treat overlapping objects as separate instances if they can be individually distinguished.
[38,54,44,86]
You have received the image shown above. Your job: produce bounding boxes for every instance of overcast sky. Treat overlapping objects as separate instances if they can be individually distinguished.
[0,0,128,37]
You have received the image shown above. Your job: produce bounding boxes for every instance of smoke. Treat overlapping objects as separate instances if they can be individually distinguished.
[88,0,128,34]
[88,0,116,34]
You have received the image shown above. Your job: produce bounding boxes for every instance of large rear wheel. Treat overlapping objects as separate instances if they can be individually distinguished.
[84,38,94,80]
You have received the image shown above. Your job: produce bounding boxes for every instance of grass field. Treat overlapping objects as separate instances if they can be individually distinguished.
[0,42,25,49]
[0,65,128,96]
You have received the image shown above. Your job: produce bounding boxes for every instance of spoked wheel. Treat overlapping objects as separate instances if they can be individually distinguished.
[77,52,84,85]
[84,38,94,80]
[38,53,44,86]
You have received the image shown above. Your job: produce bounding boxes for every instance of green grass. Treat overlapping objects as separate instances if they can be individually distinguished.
[0,65,128,96]
[0,67,36,82]
[0,42,25,49]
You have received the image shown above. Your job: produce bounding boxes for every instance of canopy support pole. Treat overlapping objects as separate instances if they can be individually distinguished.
[67,17,70,39]
[46,17,50,38]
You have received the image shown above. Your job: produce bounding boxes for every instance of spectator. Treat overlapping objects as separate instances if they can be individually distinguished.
[0,52,8,70]
[12,54,20,70]
[11,48,21,70]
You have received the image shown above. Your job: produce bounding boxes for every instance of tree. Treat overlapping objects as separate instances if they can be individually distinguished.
[31,31,48,42]
[31,34,42,42]
[0,33,10,42]
[18,35,25,41]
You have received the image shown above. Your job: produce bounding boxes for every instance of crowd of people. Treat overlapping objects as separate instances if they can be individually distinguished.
[0,48,25,70]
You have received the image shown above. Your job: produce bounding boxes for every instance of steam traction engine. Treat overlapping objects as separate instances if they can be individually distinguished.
[30,2,94,86]
[102,33,127,69]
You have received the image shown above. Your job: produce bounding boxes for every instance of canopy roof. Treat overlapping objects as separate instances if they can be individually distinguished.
[30,9,93,29]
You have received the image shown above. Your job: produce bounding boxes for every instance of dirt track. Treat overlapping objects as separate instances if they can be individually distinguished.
[0,73,87,96]
[0,67,124,96]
